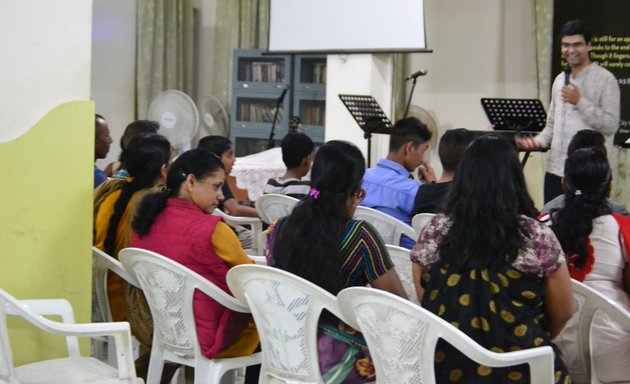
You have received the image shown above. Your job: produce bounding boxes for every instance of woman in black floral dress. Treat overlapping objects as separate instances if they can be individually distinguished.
[410,135,574,383]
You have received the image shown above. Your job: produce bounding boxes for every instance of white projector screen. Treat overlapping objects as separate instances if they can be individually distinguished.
[268,0,427,53]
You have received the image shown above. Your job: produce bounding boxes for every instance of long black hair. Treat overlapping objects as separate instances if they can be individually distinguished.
[132,148,225,237]
[118,120,160,163]
[439,134,537,269]
[272,140,365,294]
[551,148,611,268]
[103,133,171,256]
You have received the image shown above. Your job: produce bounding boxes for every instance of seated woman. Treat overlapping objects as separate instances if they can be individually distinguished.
[105,119,160,179]
[266,140,407,383]
[550,148,630,383]
[131,148,258,360]
[410,134,573,383]
[94,132,171,346]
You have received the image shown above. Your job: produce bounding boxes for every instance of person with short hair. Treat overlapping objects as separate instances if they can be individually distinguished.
[94,113,113,188]
[361,117,435,248]
[263,132,314,199]
[411,128,474,215]
[516,19,620,203]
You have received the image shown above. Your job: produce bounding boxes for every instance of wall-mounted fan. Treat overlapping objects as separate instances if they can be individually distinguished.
[147,90,199,152]
[198,95,229,137]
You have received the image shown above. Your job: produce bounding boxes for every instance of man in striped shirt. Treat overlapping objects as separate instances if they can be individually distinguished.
[263,132,314,199]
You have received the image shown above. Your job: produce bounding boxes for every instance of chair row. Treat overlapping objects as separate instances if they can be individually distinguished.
[93,248,630,383]
[225,192,437,257]
[13,243,621,383]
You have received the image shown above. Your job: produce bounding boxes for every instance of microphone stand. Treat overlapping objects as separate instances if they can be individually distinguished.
[267,92,284,150]
[404,76,418,118]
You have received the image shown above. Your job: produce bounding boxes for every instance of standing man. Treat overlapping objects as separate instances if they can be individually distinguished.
[94,113,112,188]
[516,20,620,203]
[361,117,435,248]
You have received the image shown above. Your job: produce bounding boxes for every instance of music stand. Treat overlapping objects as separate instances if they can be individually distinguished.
[481,98,546,132]
[481,98,547,166]
[339,94,393,166]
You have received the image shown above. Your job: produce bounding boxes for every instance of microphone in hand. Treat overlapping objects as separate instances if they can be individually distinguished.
[563,67,571,86]
[406,69,428,80]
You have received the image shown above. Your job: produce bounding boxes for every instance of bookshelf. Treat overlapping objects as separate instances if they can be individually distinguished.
[231,50,326,156]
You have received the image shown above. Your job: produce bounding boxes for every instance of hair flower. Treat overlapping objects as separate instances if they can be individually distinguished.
[309,188,320,200]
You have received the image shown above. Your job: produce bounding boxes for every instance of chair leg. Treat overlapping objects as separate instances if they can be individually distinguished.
[197,361,233,384]
[146,349,166,384]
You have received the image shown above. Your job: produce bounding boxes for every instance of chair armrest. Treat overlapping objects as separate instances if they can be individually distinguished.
[93,247,141,288]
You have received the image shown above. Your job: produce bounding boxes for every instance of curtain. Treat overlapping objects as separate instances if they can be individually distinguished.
[534,0,554,110]
[392,53,408,121]
[136,0,195,119]
[209,0,269,120]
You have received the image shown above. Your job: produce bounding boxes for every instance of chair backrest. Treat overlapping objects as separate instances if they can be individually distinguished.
[92,247,140,323]
[385,245,419,305]
[119,247,251,362]
[227,264,345,384]
[213,208,264,255]
[255,193,299,224]
[567,279,630,383]
[354,205,417,246]
[411,213,436,236]
[338,287,555,384]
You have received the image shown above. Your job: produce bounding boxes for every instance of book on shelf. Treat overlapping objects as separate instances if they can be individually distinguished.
[238,101,284,124]
[239,61,285,83]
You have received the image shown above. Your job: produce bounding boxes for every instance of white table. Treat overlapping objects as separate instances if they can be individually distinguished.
[231,147,286,200]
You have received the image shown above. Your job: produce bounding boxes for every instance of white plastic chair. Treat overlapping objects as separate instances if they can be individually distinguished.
[411,213,436,236]
[247,255,268,266]
[254,193,299,225]
[226,264,350,384]
[555,279,630,384]
[385,245,419,305]
[0,288,142,384]
[92,247,143,366]
[354,206,418,248]
[214,208,264,256]
[338,287,555,384]
[118,248,261,384]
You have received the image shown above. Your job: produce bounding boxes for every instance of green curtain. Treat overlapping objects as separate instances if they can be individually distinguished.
[534,0,554,109]
[209,0,269,122]
[136,0,195,119]
[392,53,408,121]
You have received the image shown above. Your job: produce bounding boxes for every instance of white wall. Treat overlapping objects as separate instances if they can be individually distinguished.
[406,0,538,132]
[91,0,137,167]
[402,0,544,204]
[0,0,92,142]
